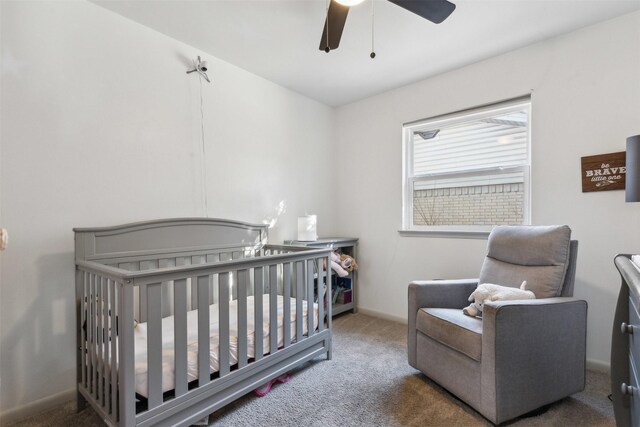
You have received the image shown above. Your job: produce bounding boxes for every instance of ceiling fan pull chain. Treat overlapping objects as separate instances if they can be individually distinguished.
[325,0,331,53]
[370,0,376,59]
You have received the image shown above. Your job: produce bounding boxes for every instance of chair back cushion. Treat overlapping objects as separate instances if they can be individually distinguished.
[478,225,572,298]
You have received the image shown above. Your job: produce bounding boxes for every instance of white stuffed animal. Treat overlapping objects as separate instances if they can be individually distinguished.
[463,281,535,317]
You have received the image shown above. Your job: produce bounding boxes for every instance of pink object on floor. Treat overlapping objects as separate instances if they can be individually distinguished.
[254,373,292,396]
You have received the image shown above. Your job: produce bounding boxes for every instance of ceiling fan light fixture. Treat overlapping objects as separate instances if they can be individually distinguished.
[335,0,365,6]
[320,0,456,53]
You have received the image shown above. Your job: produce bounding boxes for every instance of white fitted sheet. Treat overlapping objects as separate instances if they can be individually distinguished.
[132,295,318,398]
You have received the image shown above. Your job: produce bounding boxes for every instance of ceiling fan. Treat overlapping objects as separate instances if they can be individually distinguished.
[320,0,456,53]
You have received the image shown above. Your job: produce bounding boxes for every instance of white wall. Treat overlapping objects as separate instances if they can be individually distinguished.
[2,0,639,420]
[335,11,640,368]
[0,0,335,418]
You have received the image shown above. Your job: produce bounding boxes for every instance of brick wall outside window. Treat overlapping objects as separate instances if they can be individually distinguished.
[413,183,524,226]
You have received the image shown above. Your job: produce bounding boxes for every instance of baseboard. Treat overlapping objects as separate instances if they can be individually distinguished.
[586,359,610,374]
[0,388,76,425]
[357,307,407,325]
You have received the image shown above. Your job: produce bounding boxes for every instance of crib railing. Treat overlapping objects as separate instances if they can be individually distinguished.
[76,246,331,426]
[94,245,313,320]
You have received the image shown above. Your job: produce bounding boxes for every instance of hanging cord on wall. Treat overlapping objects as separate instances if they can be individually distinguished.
[199,73,209,217]
[370,0,376,59]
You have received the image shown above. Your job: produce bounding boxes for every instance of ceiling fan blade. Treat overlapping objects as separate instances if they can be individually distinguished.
[319,0,350,52]
[387,0,456,24]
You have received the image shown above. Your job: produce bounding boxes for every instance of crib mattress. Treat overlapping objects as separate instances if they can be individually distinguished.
[132,295,319,398]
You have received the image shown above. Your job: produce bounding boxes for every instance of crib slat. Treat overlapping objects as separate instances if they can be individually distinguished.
[237,269,248,368]
[283,262,291,347]
[94,274,100,400]
[326,255,333,322]
[87,274,92,395]
[254,267,264,361]
[98,277,105,404]
[125,263,141,324]
[231,267,237,301]
[147,282,163,409]
[174,278,188,397]
[118,282,136,427]
[101,277,109,408]
[317,258,324,332]
[94,275,100,400]
[191,275,198,311]
[175,257,191,311]
[89,274,95,397]
[105,282,112,418]
[197,275,210,386]
[110,280,118,419]
[139,284,148,324]
[219,272,230,377]
[209,254,220,305]
[307,260,314,337]
[81,272,87,389]
[159,258,176,317]
[295,262,304,342]
[269,265,278,354]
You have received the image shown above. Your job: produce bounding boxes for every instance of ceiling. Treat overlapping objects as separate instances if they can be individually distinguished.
[92,0,640,107]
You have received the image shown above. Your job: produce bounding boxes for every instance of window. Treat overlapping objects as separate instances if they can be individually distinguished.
[402,97,531,234]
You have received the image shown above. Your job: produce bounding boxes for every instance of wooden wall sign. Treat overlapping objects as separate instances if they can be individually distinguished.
[581,151,626,192]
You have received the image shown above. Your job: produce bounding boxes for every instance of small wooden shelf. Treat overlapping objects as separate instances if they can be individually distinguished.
[332,302,353,316]
[285,237,358,317]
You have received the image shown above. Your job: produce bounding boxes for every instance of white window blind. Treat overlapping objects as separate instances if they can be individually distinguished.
[412,109,528,176]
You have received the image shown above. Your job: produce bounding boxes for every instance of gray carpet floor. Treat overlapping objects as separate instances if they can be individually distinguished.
[7,313,614,426]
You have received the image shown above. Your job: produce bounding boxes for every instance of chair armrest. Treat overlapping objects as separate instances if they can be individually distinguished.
[480,297,588,424]
[407,279,478,368]
[483,297,585,311]
[409,279,480,310]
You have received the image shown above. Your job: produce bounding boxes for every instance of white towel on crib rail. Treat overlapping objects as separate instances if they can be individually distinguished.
[131,295,319,398]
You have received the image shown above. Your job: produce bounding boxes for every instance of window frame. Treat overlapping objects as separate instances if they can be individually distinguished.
[401,97,532,236]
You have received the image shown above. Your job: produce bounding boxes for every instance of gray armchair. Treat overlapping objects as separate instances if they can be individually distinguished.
[408,225,587,425]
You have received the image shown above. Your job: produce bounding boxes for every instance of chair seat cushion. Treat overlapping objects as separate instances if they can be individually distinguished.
[416,308,483,361]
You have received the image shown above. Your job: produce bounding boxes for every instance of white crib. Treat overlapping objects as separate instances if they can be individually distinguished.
[74,218,332,426]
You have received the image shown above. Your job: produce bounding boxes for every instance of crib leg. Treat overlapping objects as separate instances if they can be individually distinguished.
[192,414,210,426]
[326,339,332,360]
[77,391,88,413]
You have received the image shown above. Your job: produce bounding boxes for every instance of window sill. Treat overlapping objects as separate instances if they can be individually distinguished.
[398,229,490,239]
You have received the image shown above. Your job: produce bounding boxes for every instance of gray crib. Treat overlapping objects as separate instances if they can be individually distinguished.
[74,218,332,426]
